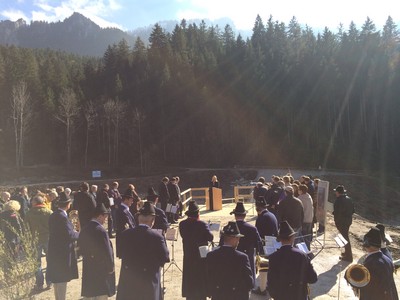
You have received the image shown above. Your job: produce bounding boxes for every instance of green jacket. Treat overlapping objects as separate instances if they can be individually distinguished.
[25,205,52,244]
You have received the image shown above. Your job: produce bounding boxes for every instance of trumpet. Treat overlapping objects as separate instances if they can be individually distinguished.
[344,264,370,298]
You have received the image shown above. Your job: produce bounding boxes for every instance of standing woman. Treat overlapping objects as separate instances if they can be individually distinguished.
[179,201,213,300]
[209,175,219,211]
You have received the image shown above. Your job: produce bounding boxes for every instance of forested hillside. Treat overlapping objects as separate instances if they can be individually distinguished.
[0,15,399,176]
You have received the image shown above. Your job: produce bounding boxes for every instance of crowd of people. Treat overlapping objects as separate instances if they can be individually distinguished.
[0,173,398,300]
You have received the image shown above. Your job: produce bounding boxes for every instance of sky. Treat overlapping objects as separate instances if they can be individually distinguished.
[0,0,398,32]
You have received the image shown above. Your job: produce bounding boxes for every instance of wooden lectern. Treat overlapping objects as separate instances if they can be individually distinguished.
[207,187,222,211]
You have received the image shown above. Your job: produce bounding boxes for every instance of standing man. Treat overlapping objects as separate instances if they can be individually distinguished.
[145,187,169,234]
[72,182,96,230]
[167,177,180,223]
[358,227,398,300]
[97,184,113,238]
[333,185,354,262]
[89,185,98,201]
[25,195,53,291]
[277,186,304,238]
[158,177,170,212]
[206,221,253,300]
[179,200,213,300]
[115,191,135,258]
[108,182,122,234]
[255,197,278,240]
[78,203,116,300]
[117,202,170,300]
[47,193,79,300]
[222,202,262,291]
[298,184,314,250]
[12,186,29,219]
[267,221,318,300]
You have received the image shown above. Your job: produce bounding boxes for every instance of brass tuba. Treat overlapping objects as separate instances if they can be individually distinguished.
[344,264,370,298]
[68,210,80,232]
[256,255,269,272]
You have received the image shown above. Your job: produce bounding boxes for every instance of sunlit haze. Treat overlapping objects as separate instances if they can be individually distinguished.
[0,0,398,32]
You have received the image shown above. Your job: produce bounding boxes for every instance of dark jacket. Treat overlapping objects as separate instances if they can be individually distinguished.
[167,182,180,205]
[268,245,318,300]
[255,209,278,239]
[47,209,79,283]
[78,219,115,297]
[206,246,253,300]
[158,182,170,210]
[360,251,398,300]
[96,189,111,209]
[333,194,355,227]
[179,217,214,298]
[115,203,135,258]
[277,195,304,229]
[72,191,96,229]
[117,225,170,300]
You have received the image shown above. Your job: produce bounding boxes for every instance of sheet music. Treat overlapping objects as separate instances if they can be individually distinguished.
[109,197,114,206]
[209,222,221,232]
[264,236,281,255]
[296,242,311,254]
[165,227,178,241]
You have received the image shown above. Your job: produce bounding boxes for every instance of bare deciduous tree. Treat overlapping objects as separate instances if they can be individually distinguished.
[83,100,97,167]
[55,88,80,166]
[103,98,125,165]
[11,81,32,170]
[132,107,146,173]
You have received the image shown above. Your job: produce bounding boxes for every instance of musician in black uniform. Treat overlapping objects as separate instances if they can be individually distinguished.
[219,202,263,290]
[117,202,170,300]
[206,221,253,300]
[267,221,318,300]
[179,200,213,300]
[158,177,170,212]
[358,227,398,300]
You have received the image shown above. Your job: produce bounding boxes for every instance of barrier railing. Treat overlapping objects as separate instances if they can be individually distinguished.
[180,186,254,211]
[233,186,254,202]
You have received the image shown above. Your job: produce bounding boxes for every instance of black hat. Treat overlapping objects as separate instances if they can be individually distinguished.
[139,201,156,216]
[230,202,247,215]
[363,227,382,248]
[122,190,134,199]
[221,221,244,238]
[333,185,346,194]
[58,192,72,204]
[375,224,391,245]
[94,203,110,215]
[278,221,296,239]
[185,200,200,216]
[146,187,158,203]
[255,196,268,207]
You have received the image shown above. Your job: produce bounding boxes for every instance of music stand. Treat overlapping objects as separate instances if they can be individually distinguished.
[163,226,182,274]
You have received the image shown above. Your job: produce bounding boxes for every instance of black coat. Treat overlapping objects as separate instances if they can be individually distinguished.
[117,225,169,300]
[47,209,79,283]
[206,246,253,300]
[158,182,170,210]
[267,245,317,300]
[179,217,213,298]
[167,182,180,204]
[72,191,96,229]
[231,220,263,286]
[333,194,355,227]
[115,203,135,258]
[78,219,115,297]
[277,195,304,229]
[360,251,398,300]
[255,209,278,239]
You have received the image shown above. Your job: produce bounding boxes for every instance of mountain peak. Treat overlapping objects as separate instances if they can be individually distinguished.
[64,12,98,27]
